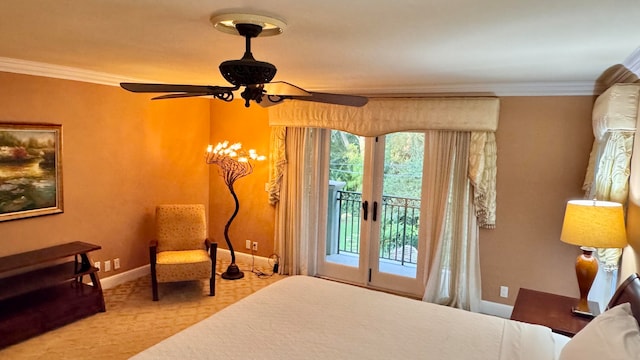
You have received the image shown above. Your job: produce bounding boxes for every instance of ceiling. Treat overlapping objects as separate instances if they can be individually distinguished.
[0,0,638,96]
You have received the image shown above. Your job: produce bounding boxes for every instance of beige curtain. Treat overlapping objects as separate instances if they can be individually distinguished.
[273,128,316,275]
[591,132,634,205]
[469,132,497,229]
[422,131,481,311]
[584,131,634,267]
[268,127,286,205]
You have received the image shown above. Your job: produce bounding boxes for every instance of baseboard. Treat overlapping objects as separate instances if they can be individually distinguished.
[216,248,272,270]
[479,300,513,319]
[98,249,272,290]
[101,265,150,290]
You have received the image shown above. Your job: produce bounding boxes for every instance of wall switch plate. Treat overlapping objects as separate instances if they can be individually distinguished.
[94,261,100,271]
[114,258,120,270]
[500,286,508,298]
[104,260,111,272]
[252,241,258,251]
[246,240,251,250]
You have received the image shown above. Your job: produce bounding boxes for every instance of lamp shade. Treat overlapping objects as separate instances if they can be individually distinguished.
[560,200,627,248]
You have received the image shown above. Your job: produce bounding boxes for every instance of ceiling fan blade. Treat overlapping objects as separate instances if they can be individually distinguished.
[260,81,367,107]
[262,81,310,96]
[260,91,368,108]
[151,93,211,100]
[120,82,234,94]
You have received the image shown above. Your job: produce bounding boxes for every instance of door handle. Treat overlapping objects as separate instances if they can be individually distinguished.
[373,201,378,222]
[362,201,369,221]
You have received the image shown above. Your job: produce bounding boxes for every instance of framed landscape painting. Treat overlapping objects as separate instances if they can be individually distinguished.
[0,123,63,222]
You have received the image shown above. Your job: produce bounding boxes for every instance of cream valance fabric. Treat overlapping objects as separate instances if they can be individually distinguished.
[584,84,640,195]
[268,97,500,136]
[592,83,640,141]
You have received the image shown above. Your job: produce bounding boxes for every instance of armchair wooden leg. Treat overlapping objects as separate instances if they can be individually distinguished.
[209,242,217,296]
[150,240,159,301]
[152,275,159,301]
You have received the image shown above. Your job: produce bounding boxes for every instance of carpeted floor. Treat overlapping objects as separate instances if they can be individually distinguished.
[0,260,285,359]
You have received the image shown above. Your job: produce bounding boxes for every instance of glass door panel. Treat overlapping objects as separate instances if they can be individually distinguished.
[368,132,425,295]
[380,132,424,277]
[319,130,368,284]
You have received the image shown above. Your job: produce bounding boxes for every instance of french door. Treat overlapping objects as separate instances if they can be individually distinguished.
[317,130,427,296]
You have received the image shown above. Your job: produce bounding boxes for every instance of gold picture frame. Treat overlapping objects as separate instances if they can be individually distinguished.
[0,123,63,222]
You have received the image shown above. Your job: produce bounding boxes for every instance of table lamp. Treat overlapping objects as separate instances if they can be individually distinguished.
[560,199,627,317]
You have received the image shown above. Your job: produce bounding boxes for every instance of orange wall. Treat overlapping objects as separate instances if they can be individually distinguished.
[0,71,597,306]
[208,100,275,257]
[480,96,595,304]
[0,72,211,273]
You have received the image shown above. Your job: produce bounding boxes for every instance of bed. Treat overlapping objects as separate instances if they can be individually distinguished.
[131,274,640,360]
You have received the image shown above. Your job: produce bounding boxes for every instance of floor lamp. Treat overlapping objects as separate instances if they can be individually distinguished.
[206,141,265,280]
[560,199,627,317]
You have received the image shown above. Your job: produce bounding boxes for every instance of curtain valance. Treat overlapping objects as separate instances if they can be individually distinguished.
[592,83,640,141]
[584,84,640,195]
[268,97,500,137]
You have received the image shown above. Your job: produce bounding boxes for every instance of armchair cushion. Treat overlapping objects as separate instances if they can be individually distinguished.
[156,249,212,283]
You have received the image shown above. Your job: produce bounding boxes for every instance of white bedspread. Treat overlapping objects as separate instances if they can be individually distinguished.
[131,276,558,359]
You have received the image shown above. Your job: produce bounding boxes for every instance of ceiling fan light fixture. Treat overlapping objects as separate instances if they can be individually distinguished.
[219,58,277,86]
[210,13,286,37]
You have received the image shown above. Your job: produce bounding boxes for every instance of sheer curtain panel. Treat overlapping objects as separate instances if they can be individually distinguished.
[422,131,481,311]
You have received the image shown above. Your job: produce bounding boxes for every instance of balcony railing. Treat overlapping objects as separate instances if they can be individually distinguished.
[331,189,420,266]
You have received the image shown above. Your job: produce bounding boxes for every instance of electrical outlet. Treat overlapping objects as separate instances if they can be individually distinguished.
[246,240,251,250]
[252,241,258,252]
[94,261,100,271]
[500,286,508,298]
[104,260,111,272]
[114,258,120,270]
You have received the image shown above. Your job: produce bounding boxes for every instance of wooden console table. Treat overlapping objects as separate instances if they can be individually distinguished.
[0,241,105,349]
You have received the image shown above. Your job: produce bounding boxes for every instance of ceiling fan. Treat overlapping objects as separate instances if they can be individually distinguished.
[120,15,368,108]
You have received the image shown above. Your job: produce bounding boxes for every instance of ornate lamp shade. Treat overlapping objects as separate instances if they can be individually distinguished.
[560,200,628,317]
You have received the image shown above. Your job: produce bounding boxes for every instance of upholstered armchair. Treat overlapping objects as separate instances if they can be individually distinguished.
[150,204,217,301]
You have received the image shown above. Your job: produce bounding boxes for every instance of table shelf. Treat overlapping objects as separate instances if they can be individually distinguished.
[0,261,99,302]
[0,241,105,349]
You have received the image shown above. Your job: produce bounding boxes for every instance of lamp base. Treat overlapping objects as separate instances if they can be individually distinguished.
[571,305,598,319]
[221,263,245,280]
[572,246,598,318]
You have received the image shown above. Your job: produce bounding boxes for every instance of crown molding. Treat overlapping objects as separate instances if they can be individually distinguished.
[0,57,148,86]
[0,56,600,96]
[623,47,640,75]
[348,81,601,97]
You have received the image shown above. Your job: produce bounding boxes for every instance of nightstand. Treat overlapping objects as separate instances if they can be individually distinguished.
[510,288,600,337]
